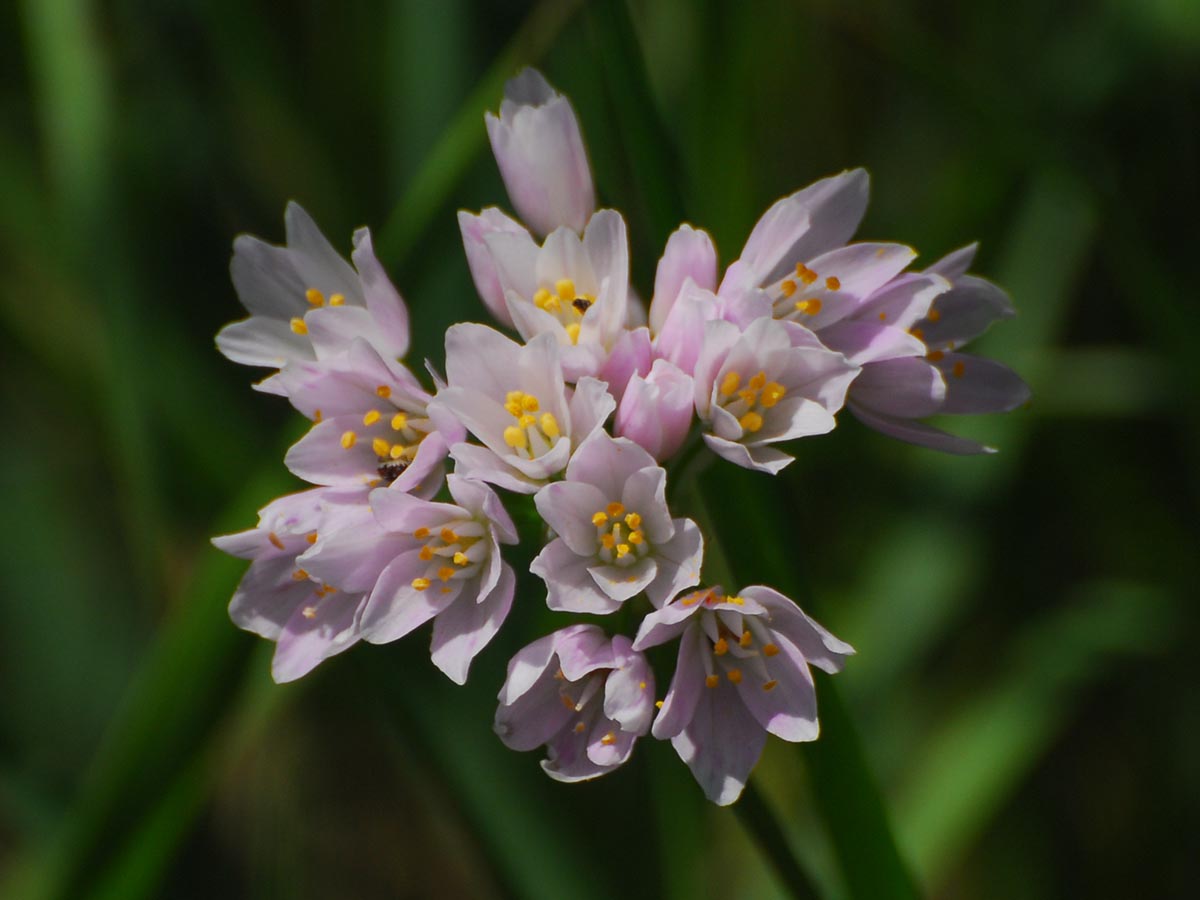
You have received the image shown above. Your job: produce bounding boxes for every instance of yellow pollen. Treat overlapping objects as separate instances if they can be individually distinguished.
[503,425,528,449]
[720,371,741,396]
[825,275,841,290]
[533,287,552,309]
[340,430,357,449]
[727,669,743,684]
[292,569,309,581]
[740,630,753,648]
[440,587,452,594]
[625,512,642,529]
[909,327,925,340]
[290,317,308,334]
[639,681,647,690]
[414,527,430,539]
[440,528,458,543]
[411,577,431,591]
[560,694,576,711]
[762,643,780,657]
[305,288,325,307]
[329,293,346,306]
[306,532,319,545]
[363,409,381,426]
[780,279,797,297]
[372,437,390,457]
[565,323,581,345]
[302,606,317,619]
[729,596,745,606]
[592,511,608,526]
[391,412,407,431]
[600,732,616,746]
[268,532,285,550]
[760,382,787,408]
[796,263,818,284]
[928,307,942,322]
[540,413,561,438]
[616,543,631,558]
[953,360,966,378]
[390,443,406,459]
[655,700,664,708]
[601,534,616,550]
[520,394,539,413]
[749,372,767,390]
[544,294,562,312]
[606,502,625,518]
[555,278,576,300]
[763,680,779,692]
[713,638,729,656]
[739,411,764,433]
[437,566,455,582]
[376,385,392,398]
[795,298,822,315]
[878,312,887,321]
[518,414,536,428]
[419,546,434,561]
[927,350,945,362]
[313,409,323,422]
[705,675,720,688]
[629,530,644,545]
[574,721,586,733]
[453,552,469,566]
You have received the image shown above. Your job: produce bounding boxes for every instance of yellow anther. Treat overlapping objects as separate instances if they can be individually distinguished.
[555,278,576,300]
[268,532,285,550]
[540,413,561,438]
[655,699,664,708]
[363,409,381,426]
[629,530,644,545]
[825,275,841,291]
[437,566,455,582]
[729,596,745,606]
[738,387,759,406]
[533,288,552,309]
[762,643,780,657]
[372,437,390,457]
[624,512,642,529]
[574,721,586,733]
[292,569,309,581]
[411,577,431,591]
[739,411,764,433]
[639,681,647,690]
[953,360,966,378]
[340,430,357,449]
[795,298,822,315]
[780,279,798,297]
[928,307,942,322]
[606,502,625,517]
[419,546,434,561]
[376,385,391,398]
[302,606,317,619]
[414,527,430,539]
[565,322,581,345]
[518,414,536,428]
[927,350,945,362]
[796,263,818,285]
[305,288,325,307]
[390,443,406,459]
[453,552,469,566]
[329,293,346,306]
[909,327,925,340]
[313,409,323,422]
[719,371,741,396]
[440,528,458,544]
[290,317,308,334]
[560,694,576,710]
[503,425,528,449]
[600,732,616,746]
[601,534,616,550]
[726,669,743,684]
[763,680,779,692]
[543,294,562,313]
[306,532,319,545]
[517,394,538,413]
[391,412,407,431]
[713,638,729,656]
[760,382,787,408]
[878,312,888,321]
[592,512,608,526]
[740,630,753,647]
[749,371,767,391]
[617,543,631,558]
[705,674,720,688]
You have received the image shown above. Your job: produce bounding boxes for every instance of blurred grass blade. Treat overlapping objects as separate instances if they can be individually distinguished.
[736,784,822,900]
[375,0,582,266]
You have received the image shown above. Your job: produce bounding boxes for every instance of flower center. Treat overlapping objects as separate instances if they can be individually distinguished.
[337,385,433,485]
[700,609,781,693]
[590,502,648,566]
[555,669,617,742]
[769,262,842,321]
[502,390,562,459]
[716,369,787,434]
[409,520,488,594]
[289,287,347,334]
[532,277,594,345]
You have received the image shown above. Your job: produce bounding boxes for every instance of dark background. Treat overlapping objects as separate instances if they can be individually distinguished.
[1,1,1197,898]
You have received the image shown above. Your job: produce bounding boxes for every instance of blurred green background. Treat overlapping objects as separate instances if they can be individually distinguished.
[2,0,1197,898]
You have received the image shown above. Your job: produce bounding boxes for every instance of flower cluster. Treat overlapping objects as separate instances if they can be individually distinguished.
[214,69,1028,805]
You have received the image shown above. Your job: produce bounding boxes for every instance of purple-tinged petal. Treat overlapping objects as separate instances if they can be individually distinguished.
[553,625,613,681]
[495,666,572,751]
[370,487,462,535]
[284,202,362,296]
[430,563,515,685]
[567,376,616,447]
[933,353,1031,414]
[650,225,718,334]
[542,722,611,783]
[216,317,313,368]
[645,519,704,608]
[634,598,705,651]
[359,551,461,643]
[856,272,949,332]
[703,434,795,474]
[532,539,622,614]
[498,630,562,704]
[351,228,410,358]
[458,207,532,328]
[597,326,652,404]
[585,720,637,768]
[918,275,1015,349]
[818,320,927,365]
[604,636,655,734]
[652,621,706,739]
[588,557,658,603]
[850,357,947,418]
[656,281,721,376]
[534,481,608,555]
[271,592,362,683]
[297,507,406,593]
[925,243,978,280]
[614,359,694,462]
[672,676,767,806]
[849,402,995,455]
[742,586,855,674]
[448,442,544,494]
[563,430,657,499]
[229,234,307,319]
[732,634,820,742]
[619,467,674,544]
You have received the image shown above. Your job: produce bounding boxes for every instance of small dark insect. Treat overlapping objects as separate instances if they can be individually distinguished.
[572,297,593,313]
[377,458,410,484]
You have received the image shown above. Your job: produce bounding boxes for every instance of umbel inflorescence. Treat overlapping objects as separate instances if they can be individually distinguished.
[213,68,1029,805]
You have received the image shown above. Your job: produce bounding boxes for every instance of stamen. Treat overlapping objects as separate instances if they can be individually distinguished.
[928,307,942,322]
[521,394,539,412]
[600,732,616,746]
[606,502,625,518]
[760,382,786,408]
[592,511,608,526]
[740,630,753,648]
[780,279,797,297]
[655,700,664,709]
[440,528,458,543]
[601,534,616,550]
[411,577,431,591]
[713,638,729,656]
[726,668,743,684]
[533,288,552,309]
[453,552,469,566]
[503,425,528,449]
[878,312,887,321]
[629,530,644,545]
[909,327,924,340]
[739,411,764,433]
[540,413,561,438]
[720,371,741,396]
[419,546,434,561]
[305,288,325,307]
[565,323,581,344]
[574,721,586,733]
[953,360,965,378]
[376,385,392,398]
[762,643,780,657]
[437,566,455,582]
[413,527,430,539]
[292,569,309,581]
[329,293,345,306]
[306,532,319,545]
[796,263,818,285]
[268,532,285,550]
[302,606,317,619]
[763,680,778,692]
[616,543,631,558]
[624,512,642,529]
[825,275,841,290]
[927,350,945,362]
[795,298,822,315]
[749,372,767,390]
[705,674,720,688]
[372,437,390,457]
[340,430,357,449]
[391,412,407,430]
[314,409,323,422]
[363,410,381,426]
[728,596,745,606]
[390,443,406,459]
[555,278,576,300]
[290,317,308,334]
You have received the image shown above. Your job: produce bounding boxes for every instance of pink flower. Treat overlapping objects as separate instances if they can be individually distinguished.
[218,203,409,393]
[648,224,719,336]
[485,68,595,237]
[614,358,694,461]
[495,625,655,782]
[634,586,854,805]
[531,431,703,613]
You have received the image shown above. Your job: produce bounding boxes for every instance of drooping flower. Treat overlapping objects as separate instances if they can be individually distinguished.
[531,430,703,613]
[316,475,518,685]
[692,316,860,473]
[278,339,460,497]
[495,625,655,782]
[614,358,694,462]
[433,324,615,493]
[213,486,371,683]
[217,203,410,392]
[485,68,595,237]
[848,245,1031,453]
[634,586,854,805]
